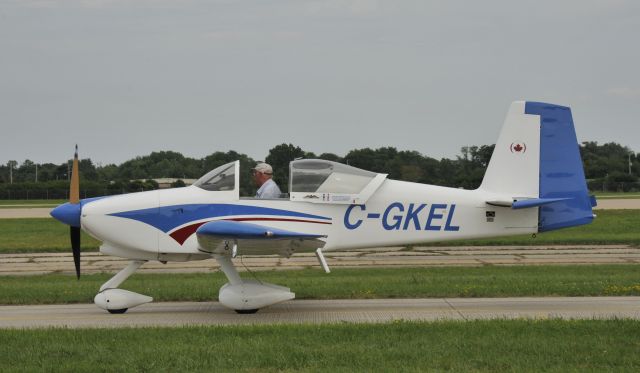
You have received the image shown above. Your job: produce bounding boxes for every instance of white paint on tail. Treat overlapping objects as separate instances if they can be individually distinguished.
[479,101,540,199]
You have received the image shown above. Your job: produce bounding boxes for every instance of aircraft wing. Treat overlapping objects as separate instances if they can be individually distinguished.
[196,220,326,256]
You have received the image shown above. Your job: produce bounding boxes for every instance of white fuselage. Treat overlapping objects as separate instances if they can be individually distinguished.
[80,179,537,262]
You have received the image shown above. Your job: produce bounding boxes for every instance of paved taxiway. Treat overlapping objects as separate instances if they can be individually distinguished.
[0,208,53,218]
[2,245,639,276]
[1,297,638,329]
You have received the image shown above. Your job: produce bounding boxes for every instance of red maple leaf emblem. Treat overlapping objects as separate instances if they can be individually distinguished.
[510,142,526,153]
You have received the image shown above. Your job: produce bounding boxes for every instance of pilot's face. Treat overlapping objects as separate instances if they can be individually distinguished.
[252,170,268,186]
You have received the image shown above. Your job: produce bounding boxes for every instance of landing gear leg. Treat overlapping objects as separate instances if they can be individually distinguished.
[214,255,295,314]
[94,260,152,314]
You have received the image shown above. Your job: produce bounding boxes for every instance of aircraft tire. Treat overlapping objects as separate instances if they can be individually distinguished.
[235,309,259,314]
[107,308,128,314]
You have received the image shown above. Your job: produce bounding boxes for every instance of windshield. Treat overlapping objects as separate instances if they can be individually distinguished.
[194,162,236,191]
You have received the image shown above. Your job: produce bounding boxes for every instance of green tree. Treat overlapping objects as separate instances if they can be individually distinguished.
[318,153,342,162]
[118,150,201,180]
[581,142,636,180]
[171,179,186,188]
[35,163,59,182]
[79,159,98,181]
[344,147,399,174]
[385,150,425,182]
[452,145,496,189]
[97,164,119,182]
[16,160,35,182]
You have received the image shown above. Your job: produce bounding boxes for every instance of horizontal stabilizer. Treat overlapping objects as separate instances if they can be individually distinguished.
[486,200,514,207]
[486,197,571,209]
[512,198,570,210]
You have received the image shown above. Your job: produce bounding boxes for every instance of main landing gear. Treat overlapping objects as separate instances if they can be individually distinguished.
[214,255,295,314]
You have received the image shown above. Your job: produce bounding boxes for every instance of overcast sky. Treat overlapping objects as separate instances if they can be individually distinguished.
[1,0,638,166]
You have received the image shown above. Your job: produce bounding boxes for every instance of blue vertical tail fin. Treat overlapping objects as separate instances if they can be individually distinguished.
[525,102,596,232]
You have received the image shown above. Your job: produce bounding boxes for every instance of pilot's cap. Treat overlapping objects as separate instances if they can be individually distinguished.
[252,162,273,175]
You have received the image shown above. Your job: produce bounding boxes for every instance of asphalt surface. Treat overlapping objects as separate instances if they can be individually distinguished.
[0,198,638,219]
[1,297,638,329]
[2,245,639,276]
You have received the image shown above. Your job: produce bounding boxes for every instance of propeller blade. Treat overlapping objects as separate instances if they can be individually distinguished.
[70,226,81,279]
[70,145,81,278]
[70,144,80,204]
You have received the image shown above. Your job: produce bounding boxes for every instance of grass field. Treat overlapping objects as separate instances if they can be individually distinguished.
[1,209,638,253]
[1,319,639,371]
[1,265,639,305]
[0,218,100,252]
[592,191,640,199]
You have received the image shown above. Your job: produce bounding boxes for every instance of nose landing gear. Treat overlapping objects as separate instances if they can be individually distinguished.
[94,260,152,314]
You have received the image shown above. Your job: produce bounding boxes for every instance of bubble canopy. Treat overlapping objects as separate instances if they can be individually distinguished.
[192,159,386,204]
[289,159,386,204]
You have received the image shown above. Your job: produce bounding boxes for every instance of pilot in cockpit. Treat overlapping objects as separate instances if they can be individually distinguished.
[252,162,282,199]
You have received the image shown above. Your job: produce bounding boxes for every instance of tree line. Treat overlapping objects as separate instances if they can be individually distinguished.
[1,141,638,198]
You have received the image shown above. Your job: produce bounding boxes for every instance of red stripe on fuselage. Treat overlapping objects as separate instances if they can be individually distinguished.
[169,221,209,245]
[168,218,332,245]
[226,217,332,224]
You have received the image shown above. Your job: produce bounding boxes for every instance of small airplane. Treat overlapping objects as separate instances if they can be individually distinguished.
[51,101,596,314]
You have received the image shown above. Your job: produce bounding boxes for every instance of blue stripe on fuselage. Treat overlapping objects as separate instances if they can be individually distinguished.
[109,204,332,233]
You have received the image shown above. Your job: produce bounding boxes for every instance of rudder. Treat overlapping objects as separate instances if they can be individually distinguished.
[525,102,595,232]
